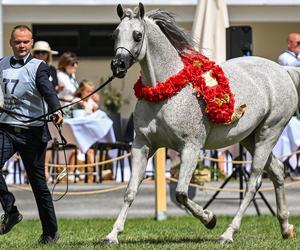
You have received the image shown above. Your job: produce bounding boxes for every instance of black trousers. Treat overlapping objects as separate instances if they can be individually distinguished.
[0,124,57,235]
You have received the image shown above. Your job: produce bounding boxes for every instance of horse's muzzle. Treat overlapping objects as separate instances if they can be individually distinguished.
[111,52,134,78]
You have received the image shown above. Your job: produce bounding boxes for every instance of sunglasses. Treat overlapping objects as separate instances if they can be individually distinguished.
[296,41,300,46]
[69,62,78,66]
[34,50,49,55]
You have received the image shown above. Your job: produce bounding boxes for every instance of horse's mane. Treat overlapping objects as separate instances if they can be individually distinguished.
[146,9,194,53]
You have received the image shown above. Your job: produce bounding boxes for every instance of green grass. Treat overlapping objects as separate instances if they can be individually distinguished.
[0,215,299,249]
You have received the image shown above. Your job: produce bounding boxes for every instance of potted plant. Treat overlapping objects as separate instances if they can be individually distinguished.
[101,85,128,114]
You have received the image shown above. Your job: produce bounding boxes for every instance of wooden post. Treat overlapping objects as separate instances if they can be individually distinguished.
[155,147,167,220]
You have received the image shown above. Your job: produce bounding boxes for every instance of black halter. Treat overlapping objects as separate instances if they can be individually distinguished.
[115,20,146,63]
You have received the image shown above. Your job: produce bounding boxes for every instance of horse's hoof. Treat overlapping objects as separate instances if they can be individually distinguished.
[204,214,217,229]
[102,237,119,245]
[283,225,296,239]
[218,236,233,245]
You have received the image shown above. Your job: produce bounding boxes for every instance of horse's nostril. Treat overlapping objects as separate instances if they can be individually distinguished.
[119,61,126,69]
[112,58,119,66]
[112,58,126,69]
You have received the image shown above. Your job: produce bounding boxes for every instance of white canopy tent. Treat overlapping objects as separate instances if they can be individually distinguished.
[192,0,229,64]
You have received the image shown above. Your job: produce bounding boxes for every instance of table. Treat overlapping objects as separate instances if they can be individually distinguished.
[49,109,115,153]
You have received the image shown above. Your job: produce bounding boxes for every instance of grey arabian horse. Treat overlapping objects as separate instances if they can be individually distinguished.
[106,3,297,244]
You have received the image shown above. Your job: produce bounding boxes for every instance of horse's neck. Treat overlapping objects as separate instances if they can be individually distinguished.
[139,20,184,86]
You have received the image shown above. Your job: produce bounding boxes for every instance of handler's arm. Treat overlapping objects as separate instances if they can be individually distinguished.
[36,62,63,125]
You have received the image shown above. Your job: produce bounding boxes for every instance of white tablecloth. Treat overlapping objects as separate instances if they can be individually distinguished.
[49,110,115,153]
[273,117,300,169]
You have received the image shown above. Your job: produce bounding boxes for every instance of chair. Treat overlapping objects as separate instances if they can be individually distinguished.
[284,145,300,179]
[46,140,79,183]
[94,113,134,182]
[13,155,24,184]
[4,153,25,184]
[122,113,134,144]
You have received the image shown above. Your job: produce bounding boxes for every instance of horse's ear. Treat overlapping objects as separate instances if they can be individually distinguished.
[139,2,145,19]
[117,4,124,19]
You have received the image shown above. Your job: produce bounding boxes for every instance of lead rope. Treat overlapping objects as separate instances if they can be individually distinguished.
[0,75,115,201]
[50,76,115,201]
[0,75,116,123]
[51,123,69,201]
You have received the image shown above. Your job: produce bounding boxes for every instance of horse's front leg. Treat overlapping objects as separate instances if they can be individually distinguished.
[176,144,216,229]
[104,141,152,244]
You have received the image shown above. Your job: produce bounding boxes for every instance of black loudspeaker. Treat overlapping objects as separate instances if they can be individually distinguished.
[226,26,252,59]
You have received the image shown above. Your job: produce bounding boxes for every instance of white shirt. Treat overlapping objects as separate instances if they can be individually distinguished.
[14,53,30,64]
[57,70,78,105]
[73,97,99,114]
[278,50,300,67]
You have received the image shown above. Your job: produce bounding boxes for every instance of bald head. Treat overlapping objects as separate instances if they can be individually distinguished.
[287,33,300,54]
[9,25,33,59]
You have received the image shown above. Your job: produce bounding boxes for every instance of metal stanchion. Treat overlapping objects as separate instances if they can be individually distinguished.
[203,144,275,216]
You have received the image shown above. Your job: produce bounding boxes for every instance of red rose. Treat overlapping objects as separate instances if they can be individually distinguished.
[133,50,235,123]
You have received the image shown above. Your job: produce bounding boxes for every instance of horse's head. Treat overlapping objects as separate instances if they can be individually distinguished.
[111,3,146,78]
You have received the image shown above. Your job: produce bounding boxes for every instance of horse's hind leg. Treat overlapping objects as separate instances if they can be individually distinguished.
[219,132,278,244]
[104,141,153,244]
[176,144,216,229]
[266,154,295,239]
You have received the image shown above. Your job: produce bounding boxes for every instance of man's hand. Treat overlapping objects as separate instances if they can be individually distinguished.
[52,110,63,126]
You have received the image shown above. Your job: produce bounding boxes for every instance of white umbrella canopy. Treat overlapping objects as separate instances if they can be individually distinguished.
[191,0,229,64]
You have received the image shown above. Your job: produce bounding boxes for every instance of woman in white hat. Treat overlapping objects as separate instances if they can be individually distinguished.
[32,41,59,89]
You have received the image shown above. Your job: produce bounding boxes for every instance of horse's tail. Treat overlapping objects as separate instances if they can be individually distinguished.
[286,66,300,95]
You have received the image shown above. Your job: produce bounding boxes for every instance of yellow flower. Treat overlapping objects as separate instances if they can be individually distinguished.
[214,94,230,106]
[193,60,202,67]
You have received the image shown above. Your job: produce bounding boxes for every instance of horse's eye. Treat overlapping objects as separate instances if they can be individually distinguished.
[133,30,142,42]
[112,29,119,40]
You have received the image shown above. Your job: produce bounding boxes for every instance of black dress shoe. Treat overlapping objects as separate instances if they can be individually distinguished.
[38,232,59,245]
[0,211,23,235]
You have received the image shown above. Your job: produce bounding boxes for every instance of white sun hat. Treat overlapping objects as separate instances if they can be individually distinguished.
[32,41,58,55]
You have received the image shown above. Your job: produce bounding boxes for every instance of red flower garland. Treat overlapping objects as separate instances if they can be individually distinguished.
[133,50,235,123]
